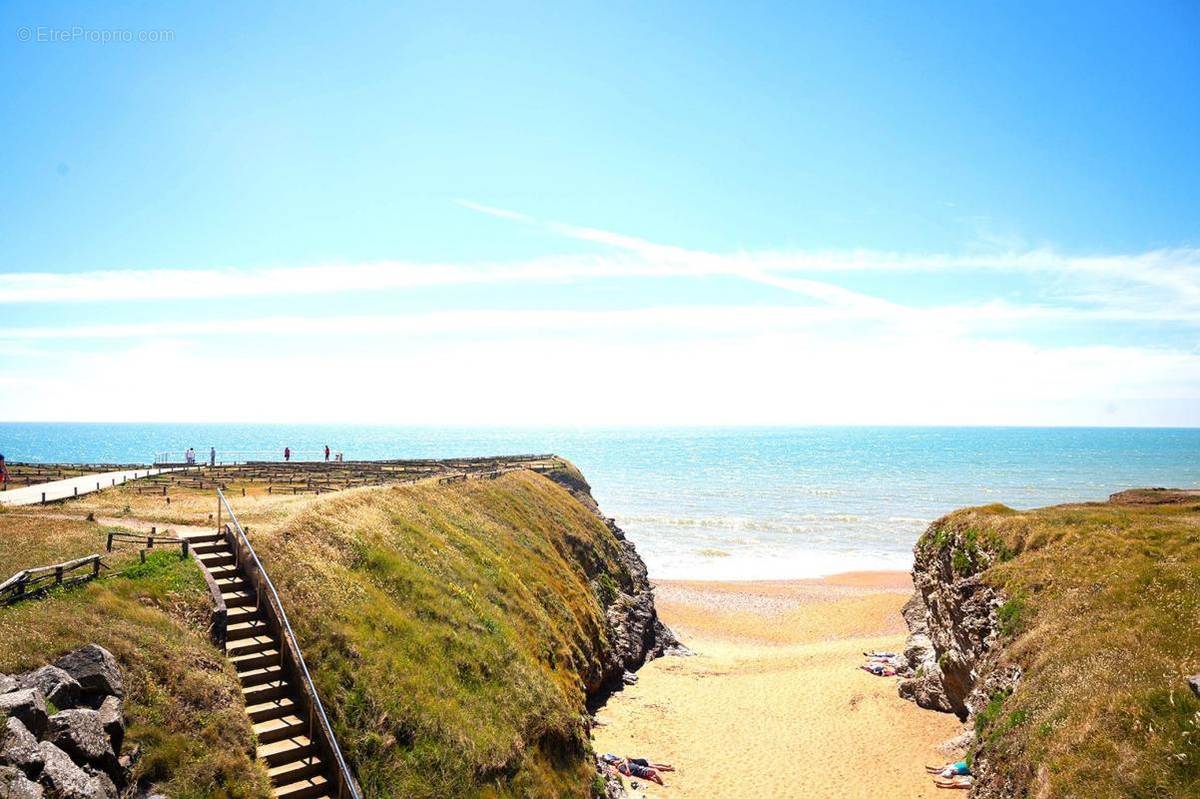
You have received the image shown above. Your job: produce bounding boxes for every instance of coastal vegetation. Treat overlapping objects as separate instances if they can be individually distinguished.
[0,511,269,799]
[2,460,664,798]
[245,469,640,798]
[913,492,1200,798]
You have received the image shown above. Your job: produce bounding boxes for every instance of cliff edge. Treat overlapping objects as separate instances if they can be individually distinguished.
[250,460,678,798]
[897,490,1200,798]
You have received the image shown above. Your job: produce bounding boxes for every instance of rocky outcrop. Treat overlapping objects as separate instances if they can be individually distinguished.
[544,463,686,695]
[0,645,146,799]
[897,519,1021,797]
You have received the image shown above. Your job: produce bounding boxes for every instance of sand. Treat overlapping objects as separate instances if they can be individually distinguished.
[592,572,964,798]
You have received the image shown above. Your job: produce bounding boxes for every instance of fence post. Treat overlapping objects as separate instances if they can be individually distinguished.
[181,540,189,559]
[106,532,113,552]
[74,486,78,497]
[92,558,100,578]
[55,566,63,585]
[41,492,45,504]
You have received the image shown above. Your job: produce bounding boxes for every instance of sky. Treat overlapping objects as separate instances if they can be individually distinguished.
[1,1,1198,425]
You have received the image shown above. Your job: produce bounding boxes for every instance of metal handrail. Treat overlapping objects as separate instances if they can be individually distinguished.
[216,489,361,799]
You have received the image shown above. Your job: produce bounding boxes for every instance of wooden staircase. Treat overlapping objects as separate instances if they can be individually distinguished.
[192,533,335,799]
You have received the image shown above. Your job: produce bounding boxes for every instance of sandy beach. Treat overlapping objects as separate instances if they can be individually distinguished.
[592,572,963,798]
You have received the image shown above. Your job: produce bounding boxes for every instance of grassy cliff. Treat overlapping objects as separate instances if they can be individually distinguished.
[0,511,270,799]
[908,492,1200,798]
[246,467,650,798]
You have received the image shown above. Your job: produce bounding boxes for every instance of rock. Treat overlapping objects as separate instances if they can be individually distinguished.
[0,690,49,738]
[620,671,638,685]
[0,675,17,694]
[0,765,43,799]
[44,710,119,779]
[18,666,82,710]
[36,742,107,799]
[80,768,117,799]
[52,647,123,700]
[1188,675,1200,699]
[0,717,44,774]
[95,697,124,753]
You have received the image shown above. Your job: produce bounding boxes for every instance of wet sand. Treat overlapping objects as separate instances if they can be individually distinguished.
[592,572,963,798]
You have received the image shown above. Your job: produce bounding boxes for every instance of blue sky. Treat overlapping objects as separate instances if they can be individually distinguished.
[1,1,1198,424]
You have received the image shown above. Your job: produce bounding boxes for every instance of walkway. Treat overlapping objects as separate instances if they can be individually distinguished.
[0,467,177,506]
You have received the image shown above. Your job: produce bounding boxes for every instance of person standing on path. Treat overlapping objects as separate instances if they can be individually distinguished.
[324,444,330,462]
[210,447,216,467]
[284,447,291,462]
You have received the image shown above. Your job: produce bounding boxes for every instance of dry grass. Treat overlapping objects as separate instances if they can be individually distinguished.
[242,471,631,798]
[925,500,1200,798]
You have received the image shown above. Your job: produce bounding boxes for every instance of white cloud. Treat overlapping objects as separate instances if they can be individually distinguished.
[2,205,1197,426]
[2,326,1196,426]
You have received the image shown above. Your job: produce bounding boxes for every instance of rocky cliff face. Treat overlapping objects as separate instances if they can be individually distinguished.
[897,517,1021,797]
[545,463,685,693]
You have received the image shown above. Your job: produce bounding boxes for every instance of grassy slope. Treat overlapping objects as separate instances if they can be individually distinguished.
[923,499,1200,798]
[0,511,270,799]
[247,470,629,799]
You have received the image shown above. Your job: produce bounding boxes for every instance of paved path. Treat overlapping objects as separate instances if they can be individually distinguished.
[0,467,177,506]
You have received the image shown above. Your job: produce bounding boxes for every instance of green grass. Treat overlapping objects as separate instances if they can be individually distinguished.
[0,516,270,799]
[251,470,631,798]
[931,499,1200,798]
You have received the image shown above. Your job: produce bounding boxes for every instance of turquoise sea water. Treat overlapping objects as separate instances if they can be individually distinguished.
[2,424,1197,580]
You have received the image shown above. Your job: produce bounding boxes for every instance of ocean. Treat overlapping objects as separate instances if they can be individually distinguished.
[2,424,1197,580]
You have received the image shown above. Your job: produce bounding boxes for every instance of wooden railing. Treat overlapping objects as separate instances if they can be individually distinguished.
[217,489,362,799]
[105,530,191,557]
[0,554,104,603]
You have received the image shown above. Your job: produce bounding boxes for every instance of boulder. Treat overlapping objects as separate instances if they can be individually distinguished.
[36,742,107,799]
[0,717,43,774]
[0,690,49,738]
[0,675,17,694]
[1188,674,1200,699]
[52,648,122,700]
[44,711,118,779]
[18,666,81,710]
[80,768,117,799]
[94,697,124,753]
[0,765,43,799]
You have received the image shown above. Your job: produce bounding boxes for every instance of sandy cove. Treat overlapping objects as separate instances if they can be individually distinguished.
[592,572,963,799]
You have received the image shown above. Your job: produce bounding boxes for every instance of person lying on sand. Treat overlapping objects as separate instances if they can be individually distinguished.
[627,756,675,771]
[600,754,666,785]
[934,776,974,789]
[925,761,970,777]
[859,662,897,676]
[863,650,896,658]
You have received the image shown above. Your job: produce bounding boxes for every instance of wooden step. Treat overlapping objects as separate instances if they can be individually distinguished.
[227,606,261,624]
[253,714,305,744]
[257,734,314,767]
[227,634,278,658]
[273,773,328,799]
[192,541,229,555]
[197,552,234,568]
[247,695,296,724]
[221,589,257,608]
[208,565,240,581]
[267,756,325,787]
[232,648,281,672]
[227,619,270,641]
[239,664,284,687]
[243,679,290,705]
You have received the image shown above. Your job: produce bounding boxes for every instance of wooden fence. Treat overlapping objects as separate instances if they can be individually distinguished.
[0,554,104,603]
